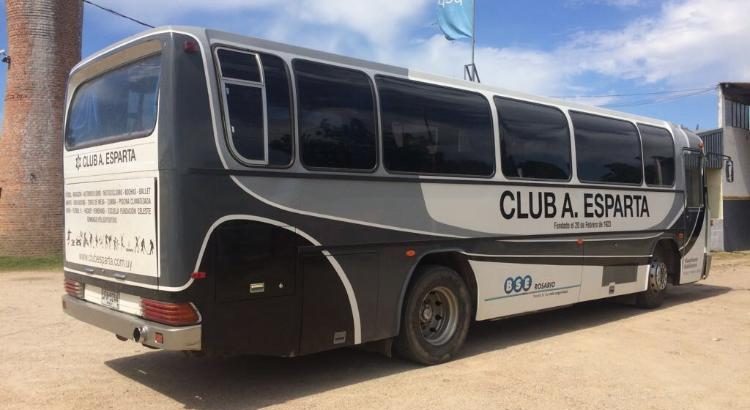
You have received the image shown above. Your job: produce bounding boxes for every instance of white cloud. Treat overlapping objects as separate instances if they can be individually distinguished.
[397,0,750,102]
[89,0,750,104]
[563,0,750,87]
[86,0,278,28]
[92,0,431,48]
[282,0,432,46]
[386,36,573,96]
[94,0,276,15]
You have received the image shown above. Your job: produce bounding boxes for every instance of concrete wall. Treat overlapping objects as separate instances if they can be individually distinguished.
[720,127,750,250]
[706,168,723,219]
[706,168,724,251]
[710,219,725,252]
[722,127,750,198]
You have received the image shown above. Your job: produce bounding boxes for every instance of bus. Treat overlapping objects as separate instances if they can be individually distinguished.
[61,26,711,365]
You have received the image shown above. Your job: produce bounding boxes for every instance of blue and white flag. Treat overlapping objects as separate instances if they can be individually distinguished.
[437,0,474,41]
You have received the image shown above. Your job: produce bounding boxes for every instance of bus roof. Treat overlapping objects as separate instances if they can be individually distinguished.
[75,25,676,129]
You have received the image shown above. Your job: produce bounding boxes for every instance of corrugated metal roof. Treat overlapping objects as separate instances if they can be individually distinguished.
[725,99,750,129]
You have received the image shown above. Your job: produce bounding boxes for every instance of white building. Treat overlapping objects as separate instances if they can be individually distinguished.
[699,82,750,252]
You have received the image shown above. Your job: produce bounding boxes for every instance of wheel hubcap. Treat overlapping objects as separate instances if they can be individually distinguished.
[419,286,459,346]
[421,304,433,321]
[650,262,668,291]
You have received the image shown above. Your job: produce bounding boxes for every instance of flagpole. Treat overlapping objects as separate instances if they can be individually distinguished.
[470,0,480,82]
[458,0,480,82]
[472,0,476,68]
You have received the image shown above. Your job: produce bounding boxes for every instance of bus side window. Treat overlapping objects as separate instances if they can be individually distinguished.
[638,124,675,187]
[494,97,571,180]
[216,49,294,167]
[571,111,643,185]
[259,54,293,167]
[216,48,267,164]
[217,48,261,82]
[223,84,265,161]
[377,75,495,177]
[293,59,377,171]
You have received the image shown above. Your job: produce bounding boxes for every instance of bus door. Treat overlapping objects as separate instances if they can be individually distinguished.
[680,150,707,283]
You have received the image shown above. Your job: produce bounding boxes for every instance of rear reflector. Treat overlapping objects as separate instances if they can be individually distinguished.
[64,278,84,299]
[141,299,200,326]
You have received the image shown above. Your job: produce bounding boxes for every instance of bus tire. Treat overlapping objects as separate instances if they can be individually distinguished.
[395,265,471,365]
[635,250,669,309]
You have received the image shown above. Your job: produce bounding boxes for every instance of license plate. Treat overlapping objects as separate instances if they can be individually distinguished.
[101,289,120,310]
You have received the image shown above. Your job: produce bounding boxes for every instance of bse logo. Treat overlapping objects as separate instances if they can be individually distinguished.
[504,275,533,294]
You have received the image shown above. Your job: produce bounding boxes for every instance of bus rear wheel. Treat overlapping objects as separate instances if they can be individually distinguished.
[635,250,669,309]
[395,265,471,365]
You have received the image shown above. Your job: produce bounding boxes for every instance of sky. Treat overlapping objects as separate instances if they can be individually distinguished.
[1,0,749,131]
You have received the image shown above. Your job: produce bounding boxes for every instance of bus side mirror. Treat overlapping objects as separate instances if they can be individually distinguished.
[726,159,734,183]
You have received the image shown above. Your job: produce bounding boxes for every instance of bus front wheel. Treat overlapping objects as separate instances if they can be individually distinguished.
[395,265,471,365]
[635,250,669,309]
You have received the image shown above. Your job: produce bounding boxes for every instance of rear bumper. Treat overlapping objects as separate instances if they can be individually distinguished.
[62,295,201,351]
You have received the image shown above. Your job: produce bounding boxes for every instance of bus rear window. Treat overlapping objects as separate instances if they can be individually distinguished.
[65,54,161,149]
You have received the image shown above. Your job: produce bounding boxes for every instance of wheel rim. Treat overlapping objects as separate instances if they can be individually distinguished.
[650,261,668,291]
[418,286,459,346]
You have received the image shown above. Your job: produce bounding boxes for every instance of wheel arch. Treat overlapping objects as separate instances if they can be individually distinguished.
[196,215,362,345]
[395,250,478,331]
[651,238,681,284]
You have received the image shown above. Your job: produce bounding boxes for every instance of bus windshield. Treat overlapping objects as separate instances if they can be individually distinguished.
[65,54,161,149]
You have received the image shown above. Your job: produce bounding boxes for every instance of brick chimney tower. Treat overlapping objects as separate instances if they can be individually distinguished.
[0,1,83,257]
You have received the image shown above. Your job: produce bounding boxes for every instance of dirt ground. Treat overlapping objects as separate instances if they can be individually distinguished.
[1,254,749,410]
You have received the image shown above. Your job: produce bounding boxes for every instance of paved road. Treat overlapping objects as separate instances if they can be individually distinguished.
[1,254,749,410]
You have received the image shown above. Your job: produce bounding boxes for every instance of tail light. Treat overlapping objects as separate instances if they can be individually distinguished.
[183,40,199,54]
[141,299,200,326]
[64,278,84,298]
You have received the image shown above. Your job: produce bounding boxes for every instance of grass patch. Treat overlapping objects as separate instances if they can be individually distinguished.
[0,255,63,272]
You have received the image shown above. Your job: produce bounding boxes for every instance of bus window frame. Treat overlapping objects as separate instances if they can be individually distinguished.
[637,123,677,189]
[64,50,163,151]
[494,95,573,183]
[375,74,497,179]
[570,110,645,187]
[213,46,270,166]
[682,147,705,209]
[292,58,380,174]
[257,51,295,169]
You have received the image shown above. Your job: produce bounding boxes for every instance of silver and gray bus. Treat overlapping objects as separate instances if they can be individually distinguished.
[62,26,710,364]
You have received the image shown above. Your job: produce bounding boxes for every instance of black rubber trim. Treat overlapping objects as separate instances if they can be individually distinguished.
[298,228,677,254]
[63,261,158,285]
[467,255,650,266]
[188,167,682,193]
